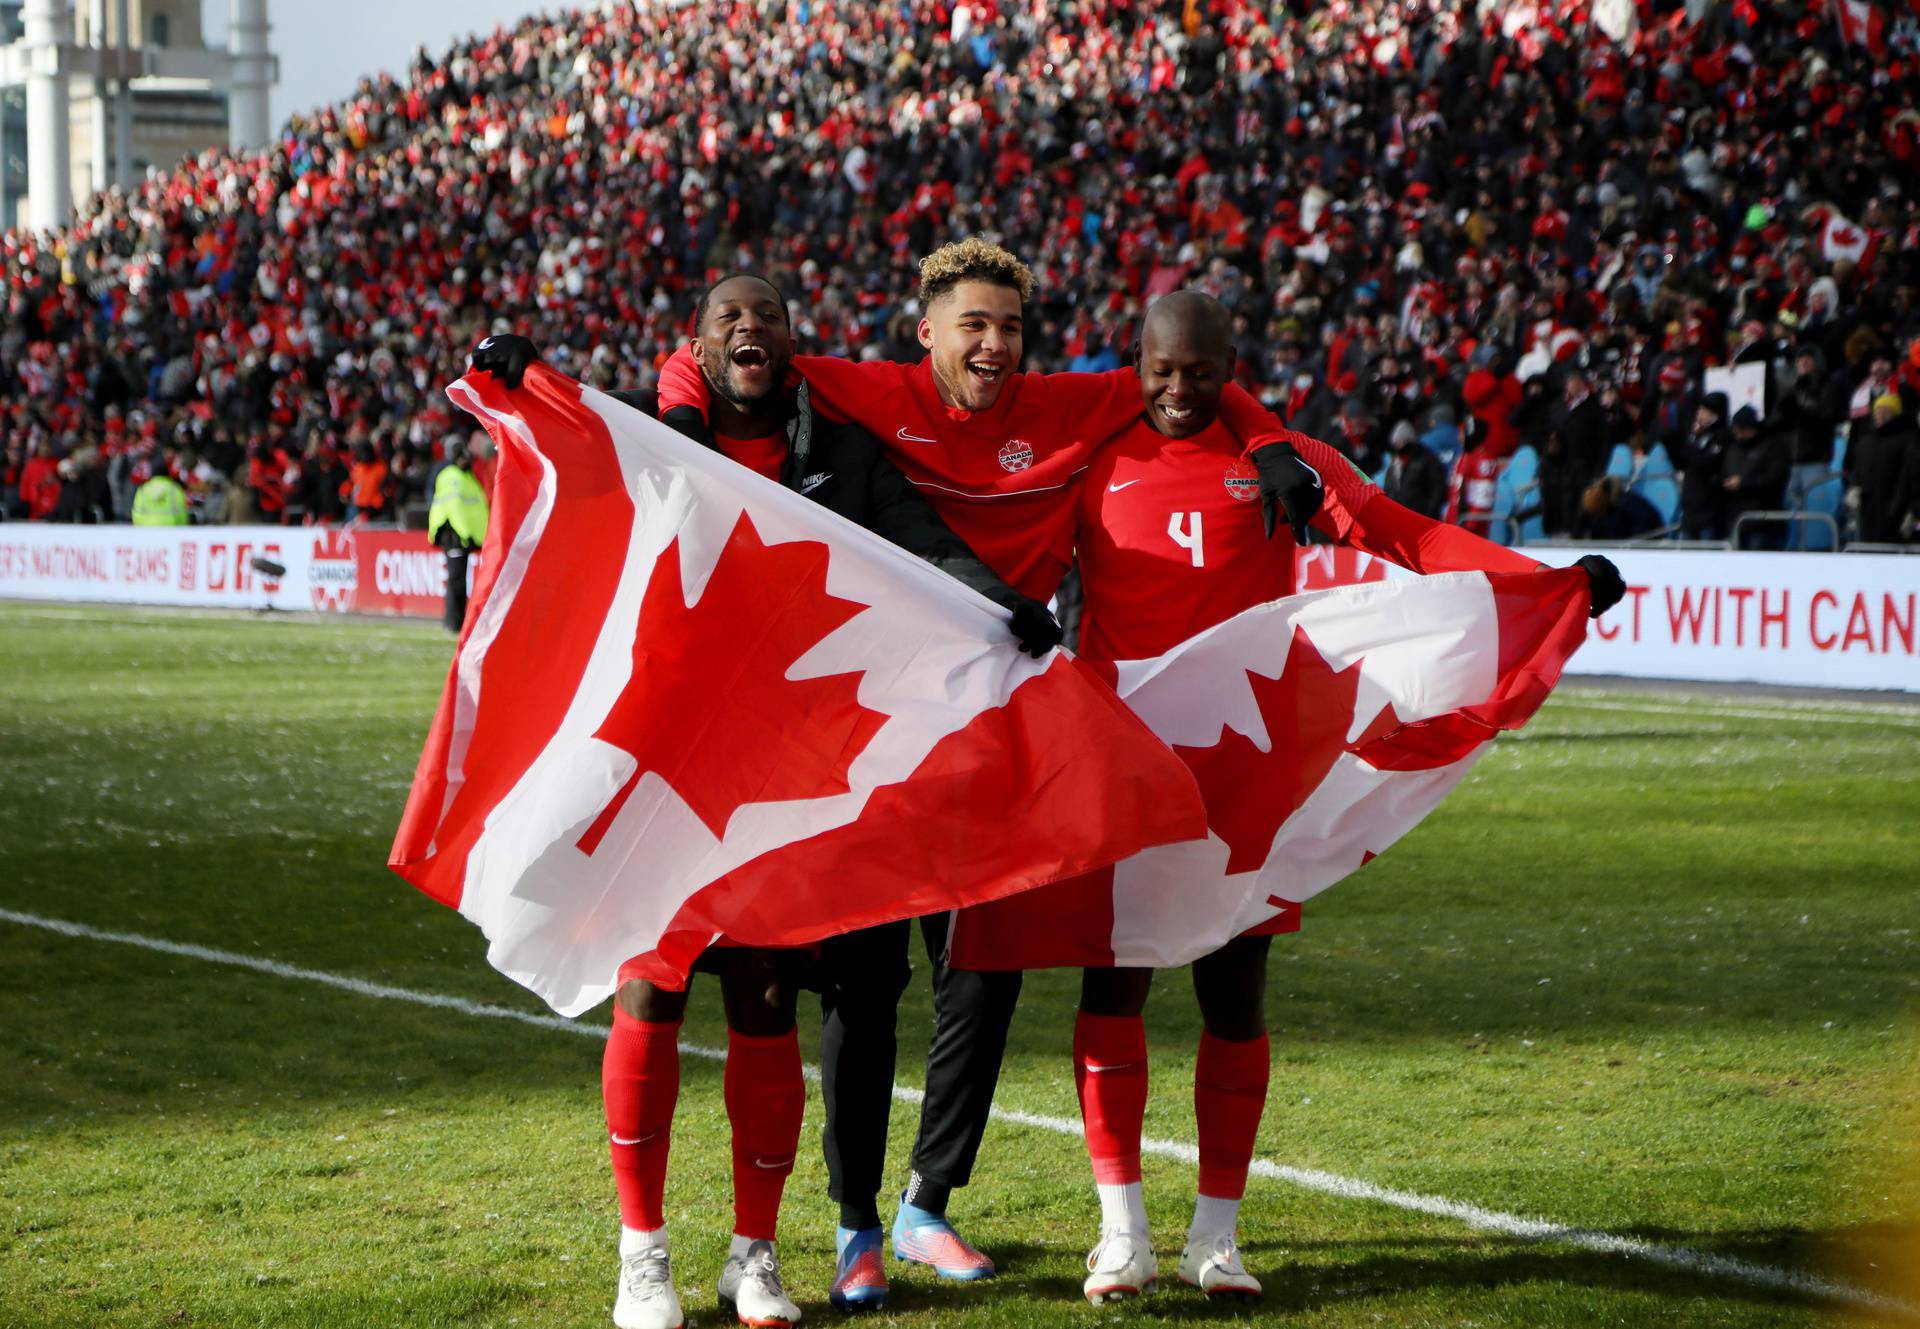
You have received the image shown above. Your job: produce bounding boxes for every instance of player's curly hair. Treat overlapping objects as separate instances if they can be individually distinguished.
[917,237,1035,309]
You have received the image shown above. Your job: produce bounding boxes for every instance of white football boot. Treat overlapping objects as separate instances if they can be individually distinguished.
[717,1239,802,1326]
[613,1244,684,1329]
[1177,1233,1262,1297]
[1082,1228,1158,1304]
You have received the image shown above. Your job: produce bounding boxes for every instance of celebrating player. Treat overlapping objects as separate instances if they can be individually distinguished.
[1062,291,1625,1304]
[470,272,1061,1329]
[653,239,1327,1309]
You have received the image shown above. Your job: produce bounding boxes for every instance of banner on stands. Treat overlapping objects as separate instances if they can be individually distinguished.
[0,524,464,617]
[1533,549,1917,693]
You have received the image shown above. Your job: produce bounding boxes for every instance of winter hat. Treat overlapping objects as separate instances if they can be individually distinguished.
[1732,405,1762,430]
[1873,391,1904,415]
[1701,391,1730,418]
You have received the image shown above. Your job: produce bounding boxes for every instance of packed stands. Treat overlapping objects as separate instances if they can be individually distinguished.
[2,0,1917,545]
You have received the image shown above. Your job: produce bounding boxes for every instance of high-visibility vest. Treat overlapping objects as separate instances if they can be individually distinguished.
[429,465,489,547]
[131,475,189,526]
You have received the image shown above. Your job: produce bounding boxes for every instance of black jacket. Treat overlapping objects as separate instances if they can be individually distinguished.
[1848,418,1920,544]
[1777,381,1838,467]
[1719,429,1790,528]
[1382,443,1448,519]
[611,384,1028,613]
[1676,423,1730,530]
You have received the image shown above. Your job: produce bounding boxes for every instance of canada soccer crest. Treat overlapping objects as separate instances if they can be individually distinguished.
[1224,460,1260,501]
[998,438,1033,472]
[309,527,360,611]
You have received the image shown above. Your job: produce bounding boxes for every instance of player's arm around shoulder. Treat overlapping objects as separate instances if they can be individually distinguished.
[1034,366,1147,438]
[792,354,912,422]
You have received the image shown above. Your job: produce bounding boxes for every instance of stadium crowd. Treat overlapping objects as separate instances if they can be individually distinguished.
[2,0,1918,544]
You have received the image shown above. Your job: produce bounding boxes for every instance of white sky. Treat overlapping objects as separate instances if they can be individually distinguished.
[199,1,557,131]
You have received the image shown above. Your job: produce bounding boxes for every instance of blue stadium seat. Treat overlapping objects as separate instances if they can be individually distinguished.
[1604,443,1634,480]
[1786,476,1844,551]
[1491,446,1543,545]
[1638,443,1675,479]
[1631,473,1681,530]
[1830,428,1848,474]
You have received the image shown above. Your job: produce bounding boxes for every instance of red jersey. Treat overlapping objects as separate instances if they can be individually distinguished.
[714,432,785,482]
[1075,420,1540,663]
[790,356,1138,600]
[659,347,1283,601]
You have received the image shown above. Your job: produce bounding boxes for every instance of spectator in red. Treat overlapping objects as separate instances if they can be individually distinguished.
[343,442,390,523]
[20,439,62,520]
[248,439,294,525]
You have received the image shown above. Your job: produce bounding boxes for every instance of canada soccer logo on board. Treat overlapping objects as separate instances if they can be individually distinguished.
[1224,460,1259,501]
[309,527,359,612]
[998,438,1033,473]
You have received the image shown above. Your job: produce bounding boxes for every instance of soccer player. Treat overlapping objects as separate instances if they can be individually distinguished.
[470,273,1061,1329]
[653,239,1327,1309]
[1064,291,1625,1304]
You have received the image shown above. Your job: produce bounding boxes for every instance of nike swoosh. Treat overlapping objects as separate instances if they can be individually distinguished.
[897,427,938,443]
[609,1131,663,1146]
[1083,1061,1145,1074]
[1107,479,1144,492]
[751,1155,796,1170]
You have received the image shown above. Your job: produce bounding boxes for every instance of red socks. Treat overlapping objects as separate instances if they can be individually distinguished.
[1194,1030,1270,1200]
[725,1027,805,1241]
[603,1010,681,1232]
[604,1016,804,1241]
[1074,1011,1149,1185]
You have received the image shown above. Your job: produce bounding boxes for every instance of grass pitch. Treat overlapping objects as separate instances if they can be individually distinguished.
[1,602,1916,1329]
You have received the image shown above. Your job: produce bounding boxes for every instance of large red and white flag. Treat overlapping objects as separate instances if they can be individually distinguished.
[950,569,1588,970]
[391,366,1206,1014]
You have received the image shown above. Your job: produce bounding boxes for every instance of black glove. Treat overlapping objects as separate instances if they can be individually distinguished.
[1253,441,1325,543]
[1576,554,1626,619]
[469,334,538,390]
[1008,596,1064,658]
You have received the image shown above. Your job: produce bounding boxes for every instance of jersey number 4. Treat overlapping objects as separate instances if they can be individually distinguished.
[1168,511,1204,567]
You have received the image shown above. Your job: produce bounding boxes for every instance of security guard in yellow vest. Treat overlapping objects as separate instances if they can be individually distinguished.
[428,441,490,632]
[131,472,190,526]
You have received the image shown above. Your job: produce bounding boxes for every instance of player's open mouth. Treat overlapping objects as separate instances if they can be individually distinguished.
[1159,403,1195,423]
[965,359,1005,386]
[730,344,771,370]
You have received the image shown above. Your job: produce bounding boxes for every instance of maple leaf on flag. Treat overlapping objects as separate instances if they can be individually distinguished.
[1173,625,1369,875]
[577,511,886,853]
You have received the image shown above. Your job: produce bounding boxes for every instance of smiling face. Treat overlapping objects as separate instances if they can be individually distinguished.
[1135,292,1235,440]
[918,280,1024,413]
[692,276,794,409]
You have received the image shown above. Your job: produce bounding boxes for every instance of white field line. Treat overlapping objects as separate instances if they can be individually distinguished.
[1548,696,1920,728]
[0,602,444,642]
[1556,686,1920,718]
[1,907,1911,1320]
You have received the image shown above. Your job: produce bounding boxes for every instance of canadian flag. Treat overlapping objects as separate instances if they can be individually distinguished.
[1832,0,1887,54]
[391,367,1207,1014]
[950,569,1589,970]
[1820,210,1877,266]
